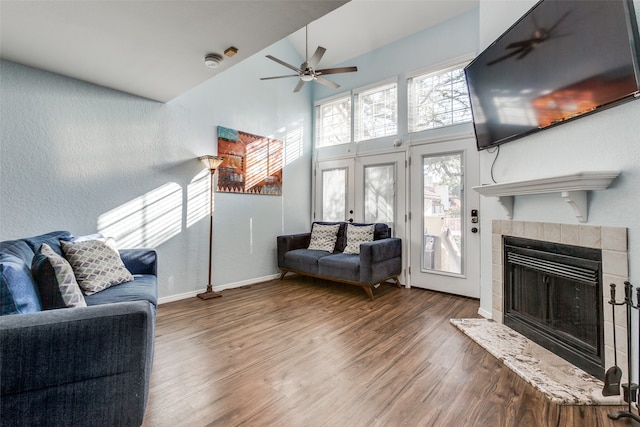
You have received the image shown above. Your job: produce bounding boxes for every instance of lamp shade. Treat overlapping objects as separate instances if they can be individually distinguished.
[198,155,225,171]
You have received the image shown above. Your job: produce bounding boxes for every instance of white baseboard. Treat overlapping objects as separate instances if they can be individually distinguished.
[477,307,492,319]
[157,274,280,305]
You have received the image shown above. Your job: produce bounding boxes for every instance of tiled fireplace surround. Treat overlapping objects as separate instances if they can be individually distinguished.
[491,220,630,383]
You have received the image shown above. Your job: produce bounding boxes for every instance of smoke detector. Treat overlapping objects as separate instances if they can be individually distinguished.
[204,53,223,69]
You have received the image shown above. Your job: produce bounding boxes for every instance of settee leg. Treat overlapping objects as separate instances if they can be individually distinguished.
[363,286,375,301]
[392,277,402,288]
[279,271,288,280]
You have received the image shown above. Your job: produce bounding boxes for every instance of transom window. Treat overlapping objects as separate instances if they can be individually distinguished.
[354,81,397,142]
[408,66,471,132]
[315,95,351,148]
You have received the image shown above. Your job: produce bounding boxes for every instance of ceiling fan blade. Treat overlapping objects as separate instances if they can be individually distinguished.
[308,46,326,69]
[260,74,299,80]
[266,55,302,73]
[547,10,571,34]
[293,79,305,92]
[506,39,537,49]
[315,76,339,90]
[487,48,526,66]
[316,66,358,75]
[516,46,534,60]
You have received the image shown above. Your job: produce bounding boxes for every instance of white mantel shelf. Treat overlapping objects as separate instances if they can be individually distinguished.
[472,171,620,223]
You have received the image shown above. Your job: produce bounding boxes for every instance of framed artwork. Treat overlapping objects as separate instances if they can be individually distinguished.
[216,126,283,196]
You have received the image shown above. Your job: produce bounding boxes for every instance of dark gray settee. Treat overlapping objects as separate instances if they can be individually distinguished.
[277,222,402,300]
[0,231,157,427]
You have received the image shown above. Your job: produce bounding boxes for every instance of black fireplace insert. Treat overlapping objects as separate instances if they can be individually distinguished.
[503,236,604,378]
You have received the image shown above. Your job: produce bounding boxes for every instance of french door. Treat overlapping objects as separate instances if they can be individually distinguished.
[408,138,480,298]
[314,153,407,281]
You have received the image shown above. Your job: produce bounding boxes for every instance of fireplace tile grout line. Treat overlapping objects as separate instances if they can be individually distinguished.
[450,318,624,406]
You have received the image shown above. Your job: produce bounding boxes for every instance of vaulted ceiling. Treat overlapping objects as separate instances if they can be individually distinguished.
[0,1,478,103]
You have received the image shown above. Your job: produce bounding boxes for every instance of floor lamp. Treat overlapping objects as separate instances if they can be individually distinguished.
[197,155,225,300]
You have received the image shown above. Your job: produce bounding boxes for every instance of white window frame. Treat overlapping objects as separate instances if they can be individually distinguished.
[314,92,352,148]
[353,77,398,143]
[407,55,474,134]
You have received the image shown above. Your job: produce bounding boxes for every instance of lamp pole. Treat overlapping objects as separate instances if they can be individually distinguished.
[196,155,224,300]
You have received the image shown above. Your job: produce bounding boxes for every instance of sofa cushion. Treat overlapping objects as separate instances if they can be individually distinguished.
[318,253,360,282]
[32,244,86,309]
[283,249,331,275]
[60,239,134,295]
[23,231,73,256]
[83,274,158,308]
[343,224,375,254]
[0,239,41,315]
[307,223,340,252]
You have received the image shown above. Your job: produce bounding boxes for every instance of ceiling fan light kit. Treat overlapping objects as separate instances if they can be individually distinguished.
[204,53,223,69]
[260,26,357,92]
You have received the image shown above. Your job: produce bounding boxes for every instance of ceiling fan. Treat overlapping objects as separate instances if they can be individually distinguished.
[487,10,571,66]
[260,26,357,92]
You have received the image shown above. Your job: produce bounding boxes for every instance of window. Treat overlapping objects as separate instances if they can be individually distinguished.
[355,81,397,142]
[315,95,351,148]
[408,66,471,132]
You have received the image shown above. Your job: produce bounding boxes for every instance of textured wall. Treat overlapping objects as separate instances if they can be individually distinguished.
[0,38,313,300]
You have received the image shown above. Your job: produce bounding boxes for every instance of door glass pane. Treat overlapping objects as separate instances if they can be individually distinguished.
[364,164,394,229]
[422,153,462,274]
[322,168,347,221]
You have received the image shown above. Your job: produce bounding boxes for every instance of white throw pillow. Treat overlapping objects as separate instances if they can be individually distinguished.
[307,223,341,252]
[343,224,375,254]
[60,239,134,295]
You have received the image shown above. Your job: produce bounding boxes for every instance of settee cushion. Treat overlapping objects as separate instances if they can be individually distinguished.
[32,244,86,309]
[283,249,330,275]
[1,255,41,315]
[61,239,134,295]
[343,224,375,254]
[84,274,158,308]
[307,223,340,252]
[318,253,360,282]
[23,231,73,256]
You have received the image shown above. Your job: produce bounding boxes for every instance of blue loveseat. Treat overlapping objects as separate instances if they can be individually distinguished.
[0,231,157,427]
[277,222,402,300]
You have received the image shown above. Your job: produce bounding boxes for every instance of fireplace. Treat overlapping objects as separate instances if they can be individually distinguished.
[491,220,629,383]
[503,236,603,378]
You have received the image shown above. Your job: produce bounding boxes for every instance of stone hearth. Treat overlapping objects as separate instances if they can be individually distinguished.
[451,318,623,405]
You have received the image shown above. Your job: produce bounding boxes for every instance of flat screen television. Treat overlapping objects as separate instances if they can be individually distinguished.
[465,0,640,150]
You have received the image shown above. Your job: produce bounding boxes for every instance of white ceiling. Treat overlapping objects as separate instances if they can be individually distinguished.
[0,0,478,103]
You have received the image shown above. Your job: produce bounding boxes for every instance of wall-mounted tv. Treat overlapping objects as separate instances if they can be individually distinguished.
[465,0,640,151]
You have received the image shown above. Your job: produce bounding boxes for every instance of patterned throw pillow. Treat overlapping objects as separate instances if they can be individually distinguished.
[60,239,134,295]
[38,243,86,307]
[343,224,375,254]
[307,223,341,252]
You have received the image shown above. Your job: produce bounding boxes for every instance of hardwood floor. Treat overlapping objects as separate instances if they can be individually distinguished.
[142,277,636,427]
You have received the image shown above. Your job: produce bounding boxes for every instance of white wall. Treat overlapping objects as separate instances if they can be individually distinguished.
[477,0,640,381]
[477,0,640,314]
[0,38,313,300]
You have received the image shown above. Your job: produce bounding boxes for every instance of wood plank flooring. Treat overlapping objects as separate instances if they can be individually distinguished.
[142,276,637,427]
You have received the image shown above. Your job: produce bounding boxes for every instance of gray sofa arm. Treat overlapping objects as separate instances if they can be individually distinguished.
[277,233,311,268]
[359,238,402,284]
[0,301,154,427]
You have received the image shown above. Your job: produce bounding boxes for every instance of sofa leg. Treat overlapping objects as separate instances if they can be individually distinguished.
[363,286,375,301]
[279,271,288,280]
[392,276,402,288]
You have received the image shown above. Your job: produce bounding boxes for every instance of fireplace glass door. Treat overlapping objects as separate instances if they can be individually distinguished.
[504,237,604,378]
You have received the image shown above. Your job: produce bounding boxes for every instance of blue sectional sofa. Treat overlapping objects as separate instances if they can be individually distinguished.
[277,222,402,300]
[0,231,157,427]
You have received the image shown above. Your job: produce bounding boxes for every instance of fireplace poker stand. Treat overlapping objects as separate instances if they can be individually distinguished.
[608,281,640,423]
